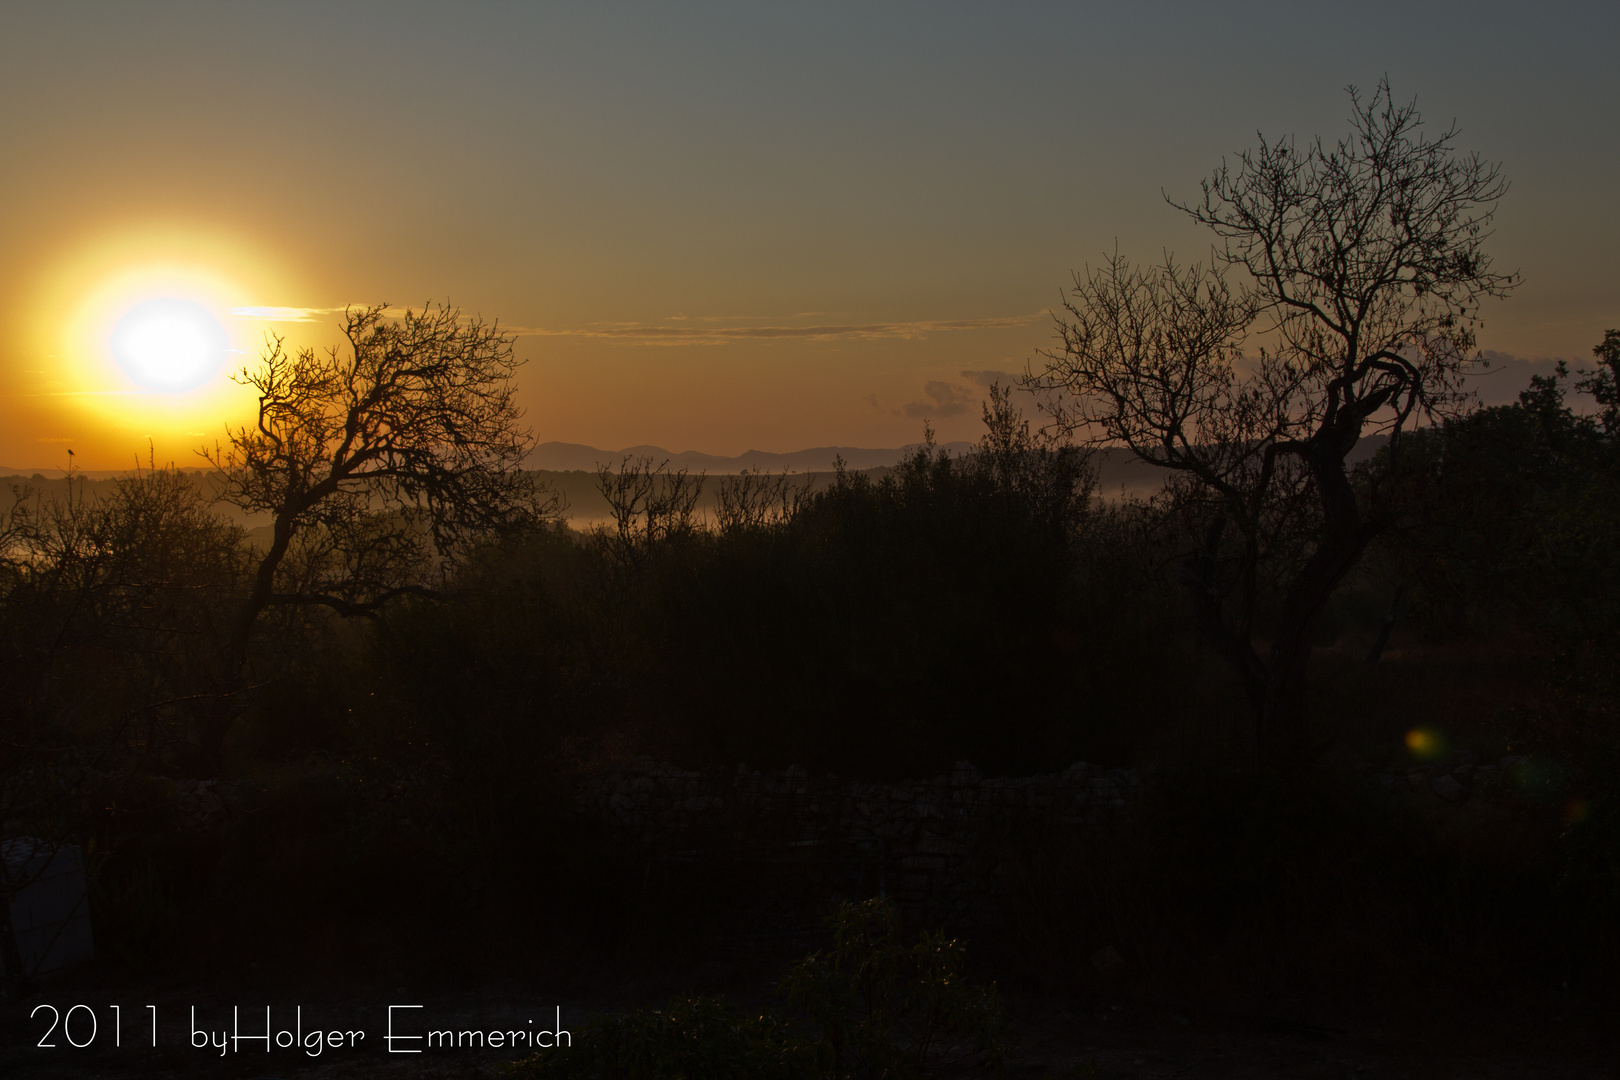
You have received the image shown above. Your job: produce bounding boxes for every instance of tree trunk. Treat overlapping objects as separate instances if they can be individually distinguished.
[1258,443,1372,759]
[198,511,297,772]
[1180,512,1271,749]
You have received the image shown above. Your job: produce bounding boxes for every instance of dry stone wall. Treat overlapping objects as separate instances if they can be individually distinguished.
[573,756,1142,925]
[571,749,1537,930]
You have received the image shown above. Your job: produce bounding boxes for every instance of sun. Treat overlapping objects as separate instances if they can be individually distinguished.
[62,259,251,401]
[14,223,321,463]
[110,297,230,392]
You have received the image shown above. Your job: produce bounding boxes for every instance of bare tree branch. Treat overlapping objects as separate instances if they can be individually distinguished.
[1026,79,1516,756]
[200,302,555,760]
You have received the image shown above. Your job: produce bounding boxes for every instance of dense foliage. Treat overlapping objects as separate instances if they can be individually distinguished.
[376,392,1156,781]
[0,341,1616,1011]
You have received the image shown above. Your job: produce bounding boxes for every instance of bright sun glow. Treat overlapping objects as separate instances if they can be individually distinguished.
[17,224,316,464]
[111,298,230,392]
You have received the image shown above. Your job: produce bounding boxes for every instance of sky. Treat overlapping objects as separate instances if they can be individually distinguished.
[1,1,1615,469]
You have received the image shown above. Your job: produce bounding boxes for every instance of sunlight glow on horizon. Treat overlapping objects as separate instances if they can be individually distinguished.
[14,224,323,463]
[1,6,1613,472]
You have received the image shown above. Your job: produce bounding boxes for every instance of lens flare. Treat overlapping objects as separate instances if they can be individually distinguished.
[1404,727,1448,761]
[111,298,229,391]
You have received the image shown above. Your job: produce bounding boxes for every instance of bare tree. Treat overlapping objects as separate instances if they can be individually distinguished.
[1028,79,1515,754]
[714,468,811,535]
[208,303,550,688]
[592,456,705,566]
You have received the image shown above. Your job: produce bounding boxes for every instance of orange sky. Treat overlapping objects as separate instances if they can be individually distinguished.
[2,3,1615,470]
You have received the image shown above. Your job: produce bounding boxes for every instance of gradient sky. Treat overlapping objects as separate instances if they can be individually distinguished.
[2,1,1615,469]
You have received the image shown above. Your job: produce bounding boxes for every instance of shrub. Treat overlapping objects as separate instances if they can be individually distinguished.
[511,898,1008,1080]
[784,897,1008,1079]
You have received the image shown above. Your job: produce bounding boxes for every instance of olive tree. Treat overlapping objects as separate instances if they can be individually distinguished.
[1028,80,1515,753]
[208,303,550,686]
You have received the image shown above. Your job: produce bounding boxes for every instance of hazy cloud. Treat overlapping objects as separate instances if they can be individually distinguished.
[229,306,349,322]
[901,380,978,419]
[228,309,1046,344]
[229,305,424,323]
[959,369,1024,389]
[881,365,1050,421]
[508,312,1045,346]
[1468,350,1576,406]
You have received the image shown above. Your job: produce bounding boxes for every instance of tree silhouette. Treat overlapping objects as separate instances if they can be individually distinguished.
[1028,79,1515,754]
[206,303,549,739]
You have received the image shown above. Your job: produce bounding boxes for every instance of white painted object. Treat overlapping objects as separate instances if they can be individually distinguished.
[3,838,94,977]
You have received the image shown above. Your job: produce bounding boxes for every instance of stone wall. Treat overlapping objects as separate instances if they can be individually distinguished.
[571,748,1539,932]
[573,756,1142,926]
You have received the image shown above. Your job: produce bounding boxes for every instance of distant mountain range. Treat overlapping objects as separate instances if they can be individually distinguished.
[2,434,1392,501]
[521,441,976,474]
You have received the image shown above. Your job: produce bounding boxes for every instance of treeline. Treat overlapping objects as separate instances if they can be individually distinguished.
[379,403,1164,785]
[1,350,1617,1001]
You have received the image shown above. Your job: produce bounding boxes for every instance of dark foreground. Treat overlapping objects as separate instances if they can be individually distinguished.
[3,967,1615,1080]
